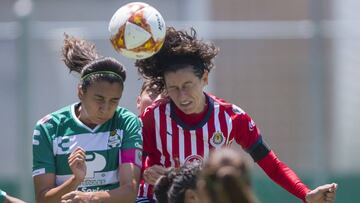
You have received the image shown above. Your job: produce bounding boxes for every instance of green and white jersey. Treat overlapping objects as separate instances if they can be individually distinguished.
[32,103,142,192]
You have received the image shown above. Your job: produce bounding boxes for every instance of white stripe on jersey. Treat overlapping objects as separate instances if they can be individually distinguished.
[55,169,118,187]
[190,130,197,155]
[202,123,209,160]
[154,107,165,165]
[166,104,174,166]
[52,130,123,155]
[142,183,149,196]
[178,128,185,164]
[225,111,233,145]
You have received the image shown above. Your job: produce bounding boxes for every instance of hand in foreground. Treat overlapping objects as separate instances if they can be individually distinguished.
[61,191,99,203]
[143,165,167,185]
[305,183,337,203]
[68,147,87,183]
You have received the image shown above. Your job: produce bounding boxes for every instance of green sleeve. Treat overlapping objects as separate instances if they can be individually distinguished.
[32,123,56,176]
[121,115,143,150]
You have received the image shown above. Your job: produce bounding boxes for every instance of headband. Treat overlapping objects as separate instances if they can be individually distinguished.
[81,71,123,82]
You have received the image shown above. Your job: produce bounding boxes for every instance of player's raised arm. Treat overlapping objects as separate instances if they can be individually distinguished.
[34,147,86,203]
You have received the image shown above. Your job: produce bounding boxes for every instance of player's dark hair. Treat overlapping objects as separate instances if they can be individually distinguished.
[198,148,259,203]
[62,34,126,92]
[154,167,177,203]
[154,163,201,203]
[135,26,219,94]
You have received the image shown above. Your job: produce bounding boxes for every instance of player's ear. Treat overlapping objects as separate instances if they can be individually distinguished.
[202,70,209,86]
[77,84,84,100]
[136,95,141,111]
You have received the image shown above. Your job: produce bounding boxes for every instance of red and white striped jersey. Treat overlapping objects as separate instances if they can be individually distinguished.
[138,93,262,198]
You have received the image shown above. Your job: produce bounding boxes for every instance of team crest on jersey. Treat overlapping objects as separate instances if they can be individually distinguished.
[210,131,225,148]
[184,154,204,166]
[108,130,122,148]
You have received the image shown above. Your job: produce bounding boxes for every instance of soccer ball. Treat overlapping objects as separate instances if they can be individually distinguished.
[108,2,166,59]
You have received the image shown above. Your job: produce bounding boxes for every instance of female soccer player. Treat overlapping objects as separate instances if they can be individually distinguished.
[197,148,259,203]
[154,162,201,203]
[137,80,163,115]
[136,27,337,203]
[32,35,142,203]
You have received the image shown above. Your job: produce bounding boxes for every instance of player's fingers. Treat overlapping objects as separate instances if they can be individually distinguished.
[144,168,161,184]
[62,191,75,200]
[328,183,338,192]
[69,157,86,167]
[69,153,86,163]
[325,192,336,202]
[316,184,335,194]
[69,149,86,159]
[152,165,167,175]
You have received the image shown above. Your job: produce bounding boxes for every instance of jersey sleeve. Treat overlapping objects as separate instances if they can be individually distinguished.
[32,120,55,177]
[120,113,143,150]
[257,151,310,201]
[231,106,310,201]
[119,114,143,168]
[232,109,270,161]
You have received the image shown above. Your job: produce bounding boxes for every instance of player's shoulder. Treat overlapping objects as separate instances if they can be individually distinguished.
[116,106,137,118]
[142,97,170,117]
[207,93,247,116]
[115,106,141,125]
[36,104,72,127]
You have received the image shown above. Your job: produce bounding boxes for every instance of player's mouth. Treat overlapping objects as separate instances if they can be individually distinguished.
[179,101,194,113]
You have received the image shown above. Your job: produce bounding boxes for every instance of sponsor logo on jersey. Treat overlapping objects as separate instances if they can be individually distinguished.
[77,152,109,188]
[80,187,109,192]
[210,131,225,148]
[184,154,204,166]
[85,152,107,179]
[232,105,245,115]
[135,149,142,167]
[58,136,71,152]
[108,130,122,148]
[249,119,256,131]
[32,129,40,145]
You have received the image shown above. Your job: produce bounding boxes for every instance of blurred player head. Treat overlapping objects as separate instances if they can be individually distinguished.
[154,162,201,203]
[62,34,126,128]
[135,27,219,114]
[196,148,259,203]
[136,80,163,114]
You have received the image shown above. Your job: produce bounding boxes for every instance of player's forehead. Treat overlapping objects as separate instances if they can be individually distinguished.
[86,80,123,98]
[164,66,198,85]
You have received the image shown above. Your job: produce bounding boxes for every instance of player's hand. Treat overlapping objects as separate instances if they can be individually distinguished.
[305,183,337,203]
[143,165,167,185]
[61,191,100,203]
[68,147,87,182]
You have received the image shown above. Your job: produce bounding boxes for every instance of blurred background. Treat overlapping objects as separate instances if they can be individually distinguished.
[0,0,359,202]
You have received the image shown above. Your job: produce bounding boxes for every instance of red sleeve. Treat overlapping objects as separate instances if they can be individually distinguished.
[233,112,261,149]
[232,111,310,201]
[257,151,311,202]
[141,107,162,167]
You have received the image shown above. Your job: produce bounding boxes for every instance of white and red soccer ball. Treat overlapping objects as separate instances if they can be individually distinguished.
[108,2,166,59]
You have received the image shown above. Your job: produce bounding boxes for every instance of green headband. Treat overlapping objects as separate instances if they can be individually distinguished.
[81,71,123,82]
